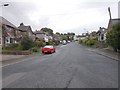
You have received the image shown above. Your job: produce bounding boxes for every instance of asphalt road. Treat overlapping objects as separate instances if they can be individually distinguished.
[2,42,118,88]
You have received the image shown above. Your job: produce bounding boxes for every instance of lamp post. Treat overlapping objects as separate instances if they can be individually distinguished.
[0,3,9,7]
[108,7,112,20]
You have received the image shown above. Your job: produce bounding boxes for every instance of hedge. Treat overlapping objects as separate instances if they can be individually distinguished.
[79,37,97,46]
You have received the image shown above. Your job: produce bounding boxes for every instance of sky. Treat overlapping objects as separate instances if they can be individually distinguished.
[0,0,119,35]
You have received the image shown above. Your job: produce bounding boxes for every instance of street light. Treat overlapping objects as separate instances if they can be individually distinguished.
[3,4,9,6]
[0,3,9,7]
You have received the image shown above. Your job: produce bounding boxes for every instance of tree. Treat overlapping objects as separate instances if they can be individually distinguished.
[41,27,53,35]
[56,32,60,35]
[106,22,120,52]
[20,36,34,50]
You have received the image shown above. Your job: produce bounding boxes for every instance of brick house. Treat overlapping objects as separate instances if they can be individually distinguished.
[34,30,49,42]
[18,23,35,41]
[0,16,19,46]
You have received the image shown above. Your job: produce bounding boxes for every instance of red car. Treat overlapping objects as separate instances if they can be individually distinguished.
[41,45,55,54]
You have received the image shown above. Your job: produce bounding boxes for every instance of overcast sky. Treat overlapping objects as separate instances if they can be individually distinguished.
[0,0,119,35]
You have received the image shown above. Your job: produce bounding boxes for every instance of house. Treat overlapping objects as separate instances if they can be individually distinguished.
[89,31,97,38]
[0,16,19,46]
[97,27,107,42]
[97,18,120,42]
[18,23,35,41]
[107,18,120,31]
[0,23,2,46]
[74,35,80,41]
[34,30,49,42]
[53,34,61,41]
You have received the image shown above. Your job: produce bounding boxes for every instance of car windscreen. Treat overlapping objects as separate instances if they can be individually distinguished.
[44,46,53,48]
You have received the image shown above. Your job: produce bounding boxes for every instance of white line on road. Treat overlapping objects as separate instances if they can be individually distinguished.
[1,55,51,68]
[1,58,32,67]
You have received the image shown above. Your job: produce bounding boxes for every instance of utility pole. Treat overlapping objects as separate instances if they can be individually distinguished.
[108,7,112,20]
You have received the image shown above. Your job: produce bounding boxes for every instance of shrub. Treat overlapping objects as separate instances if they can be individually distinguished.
[35,38,45,47]
[35,40,45,47]
[20,36,34,50]
[106,22,120,52]
[79,39,83,44]
[2,43,20,50]
[79,37,97,46]
[30,47,39,52]
[46,40,53,45]
[86,38,97,46]
[53,40,60,46]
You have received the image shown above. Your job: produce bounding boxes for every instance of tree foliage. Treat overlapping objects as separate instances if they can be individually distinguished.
[79,37,97,46]
[20,36,35,50]
[106,22,120,51]
[41,27,53,35]
[60,32,75,41]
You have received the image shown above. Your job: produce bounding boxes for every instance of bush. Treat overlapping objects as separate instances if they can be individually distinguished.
[20,36,35,50]
[30,47,40,52]
[53,40,60,46]
[106,22,120,52]
[46,40,53,45]
[35,38,45,47]
[86,38,97,45]
[79,37,97,46]
[2,43,20,50]
[35,41,44,47]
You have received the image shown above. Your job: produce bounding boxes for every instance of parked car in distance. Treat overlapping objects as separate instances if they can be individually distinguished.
[67,40,71,43]
[62,40,67,45]
[41,45,55,54]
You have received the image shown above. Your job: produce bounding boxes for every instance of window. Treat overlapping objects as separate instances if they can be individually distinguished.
[101,34,104,40]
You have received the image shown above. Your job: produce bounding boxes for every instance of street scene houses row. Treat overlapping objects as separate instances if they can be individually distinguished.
[0,16,120,47]
[0,16,55,46]
[75,18,120,42]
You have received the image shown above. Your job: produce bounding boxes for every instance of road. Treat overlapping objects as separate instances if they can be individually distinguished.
[2,42,118,88]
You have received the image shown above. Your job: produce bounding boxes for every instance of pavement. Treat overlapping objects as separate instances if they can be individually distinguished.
[87,47,119,61]
[2,42,118,88]
[0,55,28,62]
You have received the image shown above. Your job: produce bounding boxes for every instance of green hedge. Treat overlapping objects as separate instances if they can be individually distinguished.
[79,37,97,46]
[30,47,40,52]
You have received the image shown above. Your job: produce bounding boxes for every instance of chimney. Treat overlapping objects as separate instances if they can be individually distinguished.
[20,22,24,26]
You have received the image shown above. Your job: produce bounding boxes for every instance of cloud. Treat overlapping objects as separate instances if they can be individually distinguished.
[1,0,119,34]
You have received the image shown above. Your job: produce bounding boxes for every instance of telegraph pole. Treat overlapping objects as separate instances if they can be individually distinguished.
[108,7,112,20]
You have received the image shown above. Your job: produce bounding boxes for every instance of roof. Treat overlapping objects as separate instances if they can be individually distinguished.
[108,18,120,29]
[18,23,34,34]
[34,30,49,35]
[34,30,45,34]
[97,27,107,34]
[110,18,120,25]
[0,16,17,28]
[18,24,29,32]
